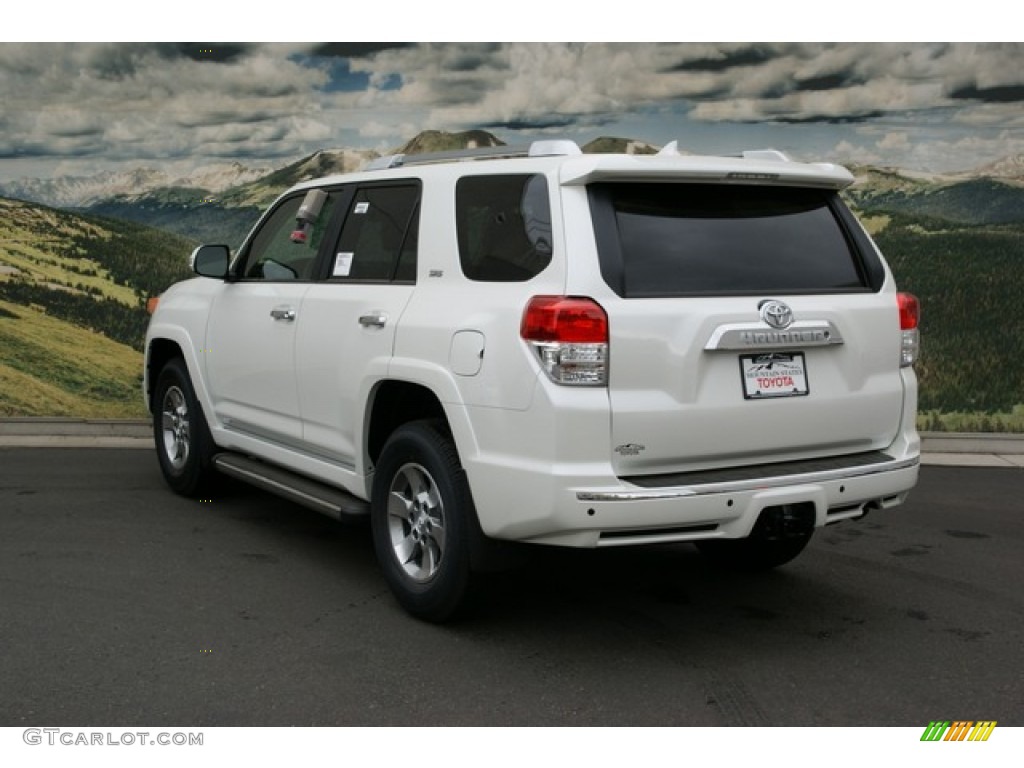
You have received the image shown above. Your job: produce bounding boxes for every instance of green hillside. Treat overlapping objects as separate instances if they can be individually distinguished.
[86,195,262,250]
[0,197,195,416]
[0,298,146,417]
[582,137,659,154]
[0,197,194,347]
[845,175,1024,429]
[871,215,1024,419]
[394,129,504,155]
[847,176,1024,226]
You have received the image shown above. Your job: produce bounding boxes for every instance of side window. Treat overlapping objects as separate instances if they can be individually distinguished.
[456,174,552,282]
[329,185,420,282]
[240,191,337,281]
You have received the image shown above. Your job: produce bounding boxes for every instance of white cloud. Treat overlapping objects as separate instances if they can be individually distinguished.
[832,140,883,167]
[0,42,1021,178]
[343,42,1024,131]
[950,103,1024,128]
[0,43,330,170]
[878,132,910,151]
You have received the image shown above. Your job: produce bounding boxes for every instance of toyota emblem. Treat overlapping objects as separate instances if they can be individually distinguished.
[759,299,794,330]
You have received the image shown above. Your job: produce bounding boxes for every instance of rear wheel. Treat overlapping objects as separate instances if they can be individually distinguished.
[371,421,473,622]
[153,357,217,496]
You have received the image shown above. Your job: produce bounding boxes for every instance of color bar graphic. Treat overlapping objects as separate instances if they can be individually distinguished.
[920,720,996,742]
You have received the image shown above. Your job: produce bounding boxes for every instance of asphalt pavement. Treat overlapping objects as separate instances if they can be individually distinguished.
[1,445,1021,726]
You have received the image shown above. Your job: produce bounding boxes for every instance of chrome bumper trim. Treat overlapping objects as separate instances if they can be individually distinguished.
[576,456,919,503]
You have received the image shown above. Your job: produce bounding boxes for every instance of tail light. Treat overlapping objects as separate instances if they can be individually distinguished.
[898,292,919,367]
[521,296,608,385]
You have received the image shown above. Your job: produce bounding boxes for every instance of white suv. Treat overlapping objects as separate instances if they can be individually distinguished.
[144,140,920,620]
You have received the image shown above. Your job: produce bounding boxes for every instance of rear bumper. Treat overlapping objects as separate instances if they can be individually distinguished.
[468,448,919,548]
[570,453,918,547]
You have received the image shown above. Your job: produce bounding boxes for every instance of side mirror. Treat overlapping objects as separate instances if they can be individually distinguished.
[190,244,230,279]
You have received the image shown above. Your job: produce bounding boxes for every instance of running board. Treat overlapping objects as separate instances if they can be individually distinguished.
[213,453,370,521]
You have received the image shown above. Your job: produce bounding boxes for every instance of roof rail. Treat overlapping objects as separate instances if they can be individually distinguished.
[741,149,791,162]
[365,140,581,171]
[527,140,582,158]
[657,143,792,163]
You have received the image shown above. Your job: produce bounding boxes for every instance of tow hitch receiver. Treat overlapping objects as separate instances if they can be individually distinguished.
[753,502,816,541]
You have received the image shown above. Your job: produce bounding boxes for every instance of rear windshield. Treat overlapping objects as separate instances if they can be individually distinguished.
[588,183,870,297]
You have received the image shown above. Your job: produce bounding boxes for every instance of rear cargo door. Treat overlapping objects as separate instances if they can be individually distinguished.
[586,182,907,477]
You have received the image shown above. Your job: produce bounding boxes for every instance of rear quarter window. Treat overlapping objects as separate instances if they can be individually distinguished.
[588,183,878,297]
[456,174,553,282]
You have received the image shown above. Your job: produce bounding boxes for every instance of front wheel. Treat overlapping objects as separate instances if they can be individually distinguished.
[153,357,217,496]
[371,421,473,622]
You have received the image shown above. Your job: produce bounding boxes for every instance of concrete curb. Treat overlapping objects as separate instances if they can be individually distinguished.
[0,436,154,449]
[0,419,1022,468]
[0,418,151,439]
[919,431,1024,455]
[921,453,1024,469]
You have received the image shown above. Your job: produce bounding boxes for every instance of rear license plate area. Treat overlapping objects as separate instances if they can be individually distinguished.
[740,352,809,399]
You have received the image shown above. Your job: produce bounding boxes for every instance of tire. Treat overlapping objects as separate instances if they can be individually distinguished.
[153,357,217,496]
[695,532,812,572]
[371,421,473,622]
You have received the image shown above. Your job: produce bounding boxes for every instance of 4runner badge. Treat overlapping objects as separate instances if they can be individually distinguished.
[614,443,646,456]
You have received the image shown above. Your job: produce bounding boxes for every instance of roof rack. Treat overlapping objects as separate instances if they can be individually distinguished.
[740,149,791,162]
[656,142,792,163]
[365,140,581,171]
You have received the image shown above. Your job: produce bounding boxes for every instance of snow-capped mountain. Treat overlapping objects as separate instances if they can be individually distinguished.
[176,162,273,194]
[962,154,1024,182]
[0,162,272,208]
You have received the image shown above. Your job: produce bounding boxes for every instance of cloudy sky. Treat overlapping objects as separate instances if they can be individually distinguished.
[1,41,1022,182]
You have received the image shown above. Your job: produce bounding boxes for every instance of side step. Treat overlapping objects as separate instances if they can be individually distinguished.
[212,453,370,521]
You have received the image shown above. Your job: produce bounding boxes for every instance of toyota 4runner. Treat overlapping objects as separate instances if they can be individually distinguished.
[144,140,920,620]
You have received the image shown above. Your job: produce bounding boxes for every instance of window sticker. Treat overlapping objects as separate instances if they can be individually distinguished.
[333,252,354,277]
[354,202,370,214]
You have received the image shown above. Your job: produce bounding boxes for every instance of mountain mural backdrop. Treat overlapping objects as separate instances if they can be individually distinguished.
[1,130,1022,430]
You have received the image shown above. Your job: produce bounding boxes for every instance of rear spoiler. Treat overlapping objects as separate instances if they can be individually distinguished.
[559,147,855,190]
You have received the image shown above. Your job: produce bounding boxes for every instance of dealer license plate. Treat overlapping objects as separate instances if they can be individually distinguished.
[740,352,809,400]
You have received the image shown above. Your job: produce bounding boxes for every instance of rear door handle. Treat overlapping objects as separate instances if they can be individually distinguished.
[358,312,388,328]
[270,306,296,322]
